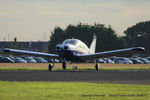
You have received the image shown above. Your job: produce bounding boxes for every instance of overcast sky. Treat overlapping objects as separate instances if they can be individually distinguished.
[0,0,150,41]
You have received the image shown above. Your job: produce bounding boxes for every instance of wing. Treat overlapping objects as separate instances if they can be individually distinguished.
[76,47,145,60]
[3,48,61,59]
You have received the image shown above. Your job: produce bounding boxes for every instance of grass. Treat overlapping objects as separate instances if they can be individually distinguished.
[0,63,149,71]
[0,67,46,71]
[0,81,150,100]
[0,66,150,71]
[101,67,150,70]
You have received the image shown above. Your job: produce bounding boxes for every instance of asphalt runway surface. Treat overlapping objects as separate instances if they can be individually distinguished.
[0,70,150,84]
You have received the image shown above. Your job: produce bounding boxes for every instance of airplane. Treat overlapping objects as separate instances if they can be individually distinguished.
[3,34,145,71]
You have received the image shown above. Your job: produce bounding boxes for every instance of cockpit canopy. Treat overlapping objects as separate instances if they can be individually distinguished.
[62,39,79,45]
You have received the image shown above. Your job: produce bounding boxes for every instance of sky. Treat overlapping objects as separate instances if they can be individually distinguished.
[0,0,150,41]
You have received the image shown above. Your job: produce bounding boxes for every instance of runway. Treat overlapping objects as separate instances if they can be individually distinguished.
[0,70,150,84]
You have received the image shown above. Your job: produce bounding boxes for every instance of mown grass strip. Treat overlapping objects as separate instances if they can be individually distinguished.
[0,67,47,71]
[0,67,150,71]
[0,81,149,100]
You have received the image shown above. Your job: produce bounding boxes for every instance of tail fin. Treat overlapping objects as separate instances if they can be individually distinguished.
[90,34,97,54]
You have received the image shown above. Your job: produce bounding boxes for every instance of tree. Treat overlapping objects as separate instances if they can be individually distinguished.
[124,21,150,53]
[48,27,65,53]
[48,23,127,53]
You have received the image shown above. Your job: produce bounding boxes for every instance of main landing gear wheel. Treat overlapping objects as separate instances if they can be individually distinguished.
[95,63,99,71]
[62,62,66,70]
[48,64,53,71]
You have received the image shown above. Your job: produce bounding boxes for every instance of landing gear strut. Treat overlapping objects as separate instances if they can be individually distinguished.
[95,63,99,71]
[62,61,66,70]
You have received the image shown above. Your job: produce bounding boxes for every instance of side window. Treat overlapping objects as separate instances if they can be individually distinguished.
[69,40,76,45]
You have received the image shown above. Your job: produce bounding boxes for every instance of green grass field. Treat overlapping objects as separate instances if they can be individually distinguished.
[0,64,150,100]
[0,81,149,100]
[0,66,150,71]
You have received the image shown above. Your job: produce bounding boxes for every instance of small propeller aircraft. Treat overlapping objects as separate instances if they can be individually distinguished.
[3,34,145,71]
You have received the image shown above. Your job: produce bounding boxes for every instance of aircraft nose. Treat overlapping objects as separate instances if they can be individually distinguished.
[56,44,61,50]
[63,44,69,50]
[56,44,64,50]
[63,45,68,50]
[56,44,70,50]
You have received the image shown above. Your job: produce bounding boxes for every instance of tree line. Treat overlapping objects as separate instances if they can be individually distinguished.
[48,21,150,54]
[124,21,150,54]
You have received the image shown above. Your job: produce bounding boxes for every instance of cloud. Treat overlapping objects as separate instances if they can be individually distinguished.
[0,0,150,41]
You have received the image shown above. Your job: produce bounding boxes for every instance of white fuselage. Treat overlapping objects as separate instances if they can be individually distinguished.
[56,39,92,61]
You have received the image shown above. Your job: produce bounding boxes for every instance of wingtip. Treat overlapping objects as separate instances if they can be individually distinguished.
[132,47,145,52]
[3,48,10,52]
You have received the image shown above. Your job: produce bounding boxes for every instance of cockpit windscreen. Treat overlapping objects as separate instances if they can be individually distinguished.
[63,39,78,45]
